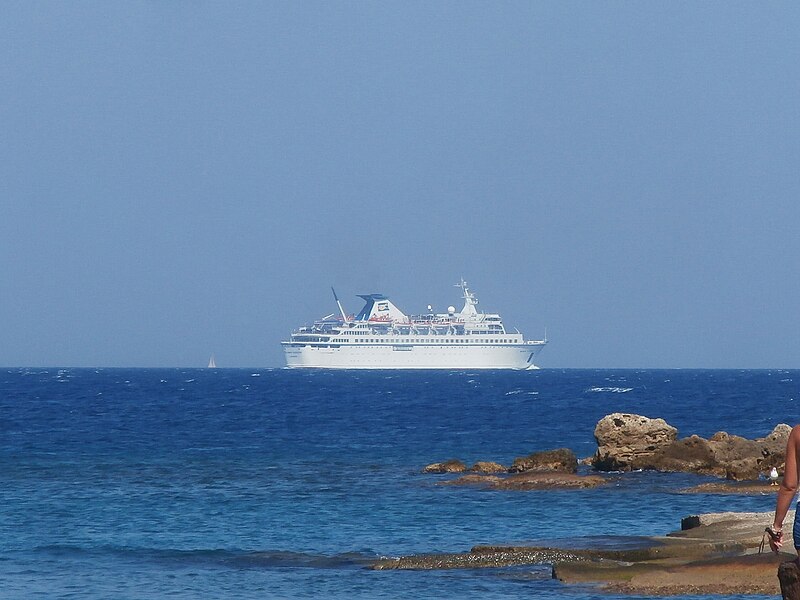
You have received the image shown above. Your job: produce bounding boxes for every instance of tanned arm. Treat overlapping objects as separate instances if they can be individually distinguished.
[770,425,800,552]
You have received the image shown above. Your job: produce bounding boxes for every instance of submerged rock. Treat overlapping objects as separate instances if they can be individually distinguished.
[680,481,780,495]
[439,474,502,487]
[493,472,606,490]
[441,472,607,490]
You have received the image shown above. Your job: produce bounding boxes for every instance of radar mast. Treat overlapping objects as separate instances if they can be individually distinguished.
[456,278,479,316]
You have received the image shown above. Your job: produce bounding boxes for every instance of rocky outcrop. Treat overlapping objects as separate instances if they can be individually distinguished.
[422,420,790,482]
[592,414,791,480]
[759,424,793,468]
[509,448,577,474]
[469,461,506,473]
[647,434,718,474]
[422,459,467,474]
[593,413,678,470]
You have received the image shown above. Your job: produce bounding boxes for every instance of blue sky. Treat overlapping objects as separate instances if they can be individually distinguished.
[1,2,798,368]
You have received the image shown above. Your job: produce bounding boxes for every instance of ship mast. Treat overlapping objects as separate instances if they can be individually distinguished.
[456,278,479,316]
[331,287,349,322]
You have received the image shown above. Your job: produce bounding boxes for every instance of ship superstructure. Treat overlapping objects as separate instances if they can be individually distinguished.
[282,280,546,369]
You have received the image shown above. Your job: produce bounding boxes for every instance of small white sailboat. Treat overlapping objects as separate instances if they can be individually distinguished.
[207,355,217,369]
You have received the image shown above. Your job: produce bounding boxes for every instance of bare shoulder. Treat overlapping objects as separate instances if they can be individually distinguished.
[790,425,800,441]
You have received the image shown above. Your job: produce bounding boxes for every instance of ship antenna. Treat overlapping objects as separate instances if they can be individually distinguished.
[331,287,349,323]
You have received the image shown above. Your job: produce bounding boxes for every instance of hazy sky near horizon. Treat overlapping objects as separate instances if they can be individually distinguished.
[1,2,798,368]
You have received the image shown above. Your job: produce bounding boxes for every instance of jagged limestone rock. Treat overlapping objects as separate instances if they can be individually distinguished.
[592,413,677,471]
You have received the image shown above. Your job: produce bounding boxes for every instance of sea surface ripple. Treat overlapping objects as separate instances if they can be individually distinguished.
[1,368,796,599]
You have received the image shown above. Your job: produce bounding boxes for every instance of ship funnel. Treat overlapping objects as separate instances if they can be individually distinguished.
[355,294,407,322]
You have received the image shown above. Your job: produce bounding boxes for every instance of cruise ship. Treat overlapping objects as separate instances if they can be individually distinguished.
[282,280,546,370]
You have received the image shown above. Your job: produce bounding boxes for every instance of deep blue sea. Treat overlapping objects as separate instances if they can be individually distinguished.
[1,369,797,599]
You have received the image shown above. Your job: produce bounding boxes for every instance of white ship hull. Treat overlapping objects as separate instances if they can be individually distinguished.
[282,281,547,370]
[283,341,545,370]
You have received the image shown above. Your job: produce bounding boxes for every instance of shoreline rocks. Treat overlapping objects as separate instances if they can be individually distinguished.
[592,413,790,481]
[373,510,797,596]
[422,416,791,485]
[411,417,797,595]
[423,448,594,490]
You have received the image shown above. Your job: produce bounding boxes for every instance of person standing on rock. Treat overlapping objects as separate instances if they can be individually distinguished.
[768,425,800,554]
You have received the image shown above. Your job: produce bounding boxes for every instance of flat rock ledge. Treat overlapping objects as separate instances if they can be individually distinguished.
[440,472,608,491]
[680,481,781,495]
[372,510,799,596]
